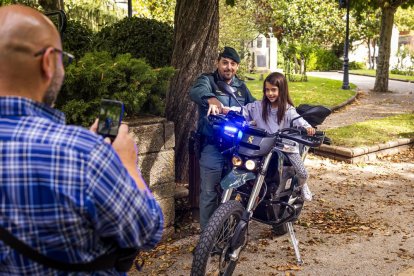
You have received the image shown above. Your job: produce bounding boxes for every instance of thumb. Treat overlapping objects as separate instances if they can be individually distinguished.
[117,124,129,136]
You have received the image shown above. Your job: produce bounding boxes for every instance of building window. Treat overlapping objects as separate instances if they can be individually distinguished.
[257,55,266,67]
[266,38,270,48]
[257,37,262,48]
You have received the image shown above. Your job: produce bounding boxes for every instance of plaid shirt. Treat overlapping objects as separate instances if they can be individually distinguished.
[0,97,163,275]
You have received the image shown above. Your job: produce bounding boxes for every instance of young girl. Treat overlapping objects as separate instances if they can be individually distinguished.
[224,72,314,201]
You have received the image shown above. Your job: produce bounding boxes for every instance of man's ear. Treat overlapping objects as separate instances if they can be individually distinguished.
[41,47,55,80]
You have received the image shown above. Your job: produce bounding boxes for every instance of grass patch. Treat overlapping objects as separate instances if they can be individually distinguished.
[244,73,356,108]
[325,113,414,147]
[349,69,414,82]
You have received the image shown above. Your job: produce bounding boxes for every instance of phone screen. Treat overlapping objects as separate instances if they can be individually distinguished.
[97,99,124,139]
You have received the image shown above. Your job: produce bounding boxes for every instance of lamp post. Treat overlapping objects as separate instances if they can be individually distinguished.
[340,0,350,90]
[128,0,132,17]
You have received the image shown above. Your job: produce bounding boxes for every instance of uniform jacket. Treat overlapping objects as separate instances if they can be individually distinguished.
[189,70,255,137]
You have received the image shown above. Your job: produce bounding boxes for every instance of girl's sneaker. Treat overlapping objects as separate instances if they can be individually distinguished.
[301,183,313,201]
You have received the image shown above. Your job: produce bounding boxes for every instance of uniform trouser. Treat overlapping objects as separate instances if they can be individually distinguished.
[285,152,308,186]
[199,144,225,229]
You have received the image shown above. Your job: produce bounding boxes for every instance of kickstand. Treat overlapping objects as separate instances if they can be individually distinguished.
[287,222,304,265]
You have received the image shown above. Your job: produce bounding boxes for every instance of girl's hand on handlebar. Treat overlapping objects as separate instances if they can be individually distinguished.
[306,127,316,136]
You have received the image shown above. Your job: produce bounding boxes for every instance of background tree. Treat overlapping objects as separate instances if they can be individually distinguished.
[165,0,219,182]
[132,0,175,25]
[65,0,124,31]
[38,0,63,10]
[255,0,346,80]
[353,8,381,69]
[352,0,414,92]
[219,0,258,53]
[394,5,414,31]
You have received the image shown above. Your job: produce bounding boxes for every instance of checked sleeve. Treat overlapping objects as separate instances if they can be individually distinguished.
[85,142,163,250]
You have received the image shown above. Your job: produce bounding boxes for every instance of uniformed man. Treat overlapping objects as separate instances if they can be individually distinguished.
[189,47,255,229]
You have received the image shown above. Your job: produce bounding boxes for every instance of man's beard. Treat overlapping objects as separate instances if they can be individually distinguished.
[219,70,233,81]
[43,67,63,107]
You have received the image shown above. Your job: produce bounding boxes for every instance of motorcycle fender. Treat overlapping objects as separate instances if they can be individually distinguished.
[230,219,248,250]
[220,168,256,190]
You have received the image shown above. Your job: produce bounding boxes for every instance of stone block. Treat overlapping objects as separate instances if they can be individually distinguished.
[161,226,175,241]
[164,121,175,150]
[130,123,164,154]
[126,116,166,127]
[317,144,337,154]
[138,150,175,187]
[367,144,380,153]
[351,147,365,157]
[377,142,389,150]
[387,140,399,148]
[335,146,353,157]
[156,196,175,228]
[151,182,175,200]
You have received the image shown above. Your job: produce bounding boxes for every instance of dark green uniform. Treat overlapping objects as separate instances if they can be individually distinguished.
[189,70,255,228]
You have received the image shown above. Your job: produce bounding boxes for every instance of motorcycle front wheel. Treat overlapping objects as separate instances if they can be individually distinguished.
[191,200,244,276]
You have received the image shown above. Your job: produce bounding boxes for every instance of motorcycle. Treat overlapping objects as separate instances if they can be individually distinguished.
[191,82,331,276]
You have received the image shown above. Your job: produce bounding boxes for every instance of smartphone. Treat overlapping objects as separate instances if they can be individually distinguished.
[97,99,124,140]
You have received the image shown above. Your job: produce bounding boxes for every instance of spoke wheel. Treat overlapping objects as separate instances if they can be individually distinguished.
[191,200,244,276]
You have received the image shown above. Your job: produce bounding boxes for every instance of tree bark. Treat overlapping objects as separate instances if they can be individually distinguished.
[374,6,395,92]
[166,0,219,183]
[373,38,377,69]
[38,0,64,10]
[367,38,372,69]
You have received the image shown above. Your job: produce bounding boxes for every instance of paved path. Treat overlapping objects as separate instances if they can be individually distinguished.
[307,71,414,93]
[307,72,414,130]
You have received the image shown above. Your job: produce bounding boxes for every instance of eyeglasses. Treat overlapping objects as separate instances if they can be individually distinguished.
[34,47,74,67]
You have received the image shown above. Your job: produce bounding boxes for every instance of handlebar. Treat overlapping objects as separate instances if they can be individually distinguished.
[279,128,325,147]
[208,114,325,148]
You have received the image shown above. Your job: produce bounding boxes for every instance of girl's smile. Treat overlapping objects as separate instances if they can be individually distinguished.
[264,81,279,106]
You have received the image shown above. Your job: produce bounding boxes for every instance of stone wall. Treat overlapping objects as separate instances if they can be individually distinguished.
[127,116,175,239]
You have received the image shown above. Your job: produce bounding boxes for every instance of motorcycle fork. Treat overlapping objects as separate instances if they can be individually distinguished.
[228,151,274,261]
[221,188,234,203]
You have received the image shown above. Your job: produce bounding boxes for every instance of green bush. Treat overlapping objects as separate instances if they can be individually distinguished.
[56,51,175,126]
[62,20,93,60]
[308,48,342,71]
[93,17,173,68]
[141,66,176,116]
[349,61,366,70]
[390,68,414,76]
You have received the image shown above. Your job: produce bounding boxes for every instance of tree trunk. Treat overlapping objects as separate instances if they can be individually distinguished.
[38,0,64,10]
[166,0,219,183]
[367,38,372,69]
[374,6,396,92]
[373,38,377,69]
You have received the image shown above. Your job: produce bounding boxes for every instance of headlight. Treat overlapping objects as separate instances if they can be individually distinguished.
[232,155,243,167]
[245,159,257,171]
[224,125,238,137]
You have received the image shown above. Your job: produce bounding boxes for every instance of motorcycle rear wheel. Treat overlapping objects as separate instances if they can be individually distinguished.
[191,200,244,276]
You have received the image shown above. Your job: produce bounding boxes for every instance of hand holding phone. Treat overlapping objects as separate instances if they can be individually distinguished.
[97,99,124,140]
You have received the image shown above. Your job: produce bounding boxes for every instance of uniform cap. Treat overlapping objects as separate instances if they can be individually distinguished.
[219,46,240,63]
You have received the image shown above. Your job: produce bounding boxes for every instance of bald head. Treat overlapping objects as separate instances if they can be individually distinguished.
[0,5,63,104]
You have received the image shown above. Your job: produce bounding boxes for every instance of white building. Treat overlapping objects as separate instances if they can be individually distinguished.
[349,25,413,70]
[247,34,279,72]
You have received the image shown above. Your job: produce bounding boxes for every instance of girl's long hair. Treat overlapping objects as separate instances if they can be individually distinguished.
[261,72,294,124]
